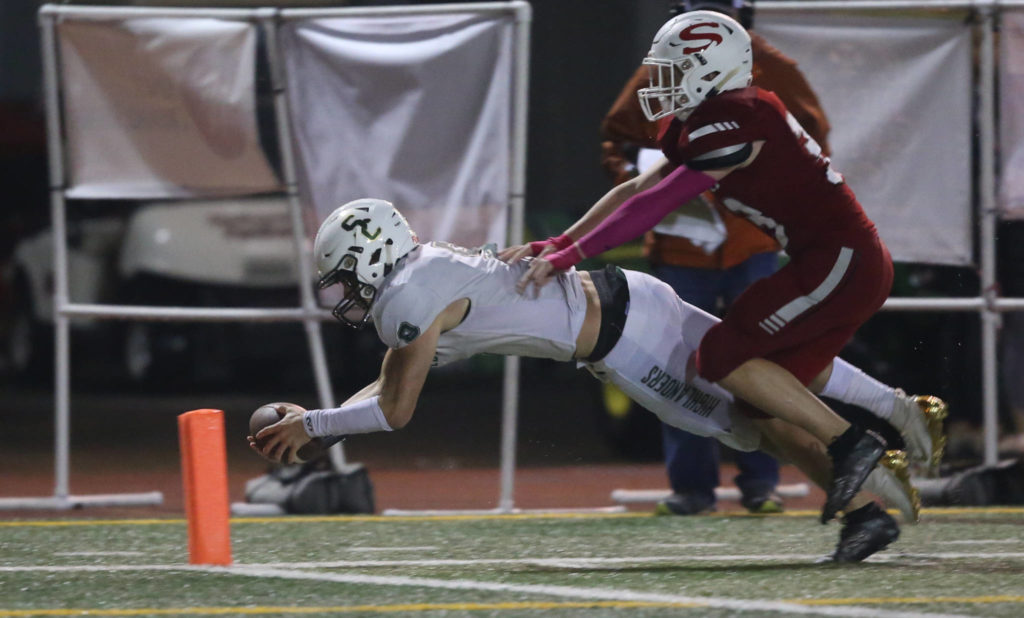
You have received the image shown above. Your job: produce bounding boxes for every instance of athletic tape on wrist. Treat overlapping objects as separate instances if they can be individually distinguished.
[546,244,584,270]
[550,233,574,250]
[527,240,550,256]
[303,396,392,438]
[528,234,574,257]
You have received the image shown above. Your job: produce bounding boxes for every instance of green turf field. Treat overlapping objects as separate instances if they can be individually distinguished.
[3,509,1024,617]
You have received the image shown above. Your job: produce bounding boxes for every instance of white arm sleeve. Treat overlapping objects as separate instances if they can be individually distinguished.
[303,396,393,438]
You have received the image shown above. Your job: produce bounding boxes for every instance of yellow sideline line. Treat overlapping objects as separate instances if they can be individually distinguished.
[0,519,185,527]
[3,596,1024,616]
[0,513,646,527]
[232,512,649,524]
[1,506,1022,527]
[915,507,1024,515]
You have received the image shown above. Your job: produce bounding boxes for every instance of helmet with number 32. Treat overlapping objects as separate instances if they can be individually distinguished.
[637,10,752,122]
[313,198,418,327]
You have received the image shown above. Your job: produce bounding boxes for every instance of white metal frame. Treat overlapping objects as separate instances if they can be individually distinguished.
[609,0,1024,506]
[4,2,530,512]
[11,0,1023,512]
[276,1,544,516]
[757,0,1022,467]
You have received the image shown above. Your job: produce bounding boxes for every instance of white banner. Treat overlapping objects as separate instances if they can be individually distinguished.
[279,13,512,248]
[1001,11,1024,220]
[757,12,972,265]
[58,18,281,198]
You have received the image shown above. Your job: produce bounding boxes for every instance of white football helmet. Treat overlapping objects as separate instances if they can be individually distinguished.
[313,198,418,327]
[637,10,752,122]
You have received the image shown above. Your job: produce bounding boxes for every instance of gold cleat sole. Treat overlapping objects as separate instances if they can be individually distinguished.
[915,396,948,476]
[880,449,921,523]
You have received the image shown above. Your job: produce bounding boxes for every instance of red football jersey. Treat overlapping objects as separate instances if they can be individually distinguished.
[660,87,877,255]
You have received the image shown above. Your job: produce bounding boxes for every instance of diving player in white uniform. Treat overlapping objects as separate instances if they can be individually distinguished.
[251,198,942,563]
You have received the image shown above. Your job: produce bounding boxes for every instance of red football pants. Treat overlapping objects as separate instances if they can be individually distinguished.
[696,234,893,386]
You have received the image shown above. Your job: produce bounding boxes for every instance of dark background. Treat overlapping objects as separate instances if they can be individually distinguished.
[0,0,671,252]
[0,0,682,474]
[0,0,1015,474]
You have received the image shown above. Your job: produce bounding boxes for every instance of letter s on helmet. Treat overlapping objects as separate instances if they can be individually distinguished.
[637,10,752,122]
[313,198,418,327]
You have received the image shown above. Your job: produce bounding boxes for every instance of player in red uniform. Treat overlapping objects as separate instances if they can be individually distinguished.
[506,10,903,523]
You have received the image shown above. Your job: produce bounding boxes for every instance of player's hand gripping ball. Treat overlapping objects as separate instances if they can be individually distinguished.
[249,402,325,463]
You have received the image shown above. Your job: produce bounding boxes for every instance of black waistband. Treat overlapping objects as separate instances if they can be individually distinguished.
[584,265,630,363]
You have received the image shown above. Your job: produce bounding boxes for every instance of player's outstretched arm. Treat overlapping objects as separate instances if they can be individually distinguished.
[515,163,721,295]
[251,306,456,464]
[499,157,673,266]
[563,155,674,241]
[375,320,443,429]
[515,141,766,296]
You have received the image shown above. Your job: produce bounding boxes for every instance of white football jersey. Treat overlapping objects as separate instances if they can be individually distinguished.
[371,242,588,366]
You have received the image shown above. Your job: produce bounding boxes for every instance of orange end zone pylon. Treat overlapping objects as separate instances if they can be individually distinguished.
[178,409,233,565]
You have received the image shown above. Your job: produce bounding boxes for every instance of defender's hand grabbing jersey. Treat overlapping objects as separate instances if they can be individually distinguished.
[662,87,894,385]
[371,241,760,451]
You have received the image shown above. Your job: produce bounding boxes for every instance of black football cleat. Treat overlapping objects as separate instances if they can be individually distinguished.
[822,425,887,523]
[829,502,900,563]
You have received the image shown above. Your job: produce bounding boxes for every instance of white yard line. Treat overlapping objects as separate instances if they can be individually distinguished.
[5,551,1021,617]
[249,555,827,568]
[642,542,730,548]
[892,552,1024,560]
[53,551,146,557]
[7,550,1024,573]
[935,539,1020,545]
[214,564,973,618]
[346,546,440,552]
[183,551,1024,568]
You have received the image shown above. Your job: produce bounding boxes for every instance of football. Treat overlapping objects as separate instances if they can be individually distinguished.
[249,402,326,463]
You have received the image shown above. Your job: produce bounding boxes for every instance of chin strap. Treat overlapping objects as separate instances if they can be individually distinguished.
[715,66,747,93]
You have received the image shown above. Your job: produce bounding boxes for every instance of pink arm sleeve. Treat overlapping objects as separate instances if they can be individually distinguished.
[546,165,717,270]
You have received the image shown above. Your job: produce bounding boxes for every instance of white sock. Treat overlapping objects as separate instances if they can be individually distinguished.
[819,359,897,420]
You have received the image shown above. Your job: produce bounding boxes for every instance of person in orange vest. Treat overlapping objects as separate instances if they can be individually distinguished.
[599,0,831,516]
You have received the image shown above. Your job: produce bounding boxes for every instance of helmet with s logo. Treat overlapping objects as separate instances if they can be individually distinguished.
[313,198,418,327]
[638,10,752,122]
